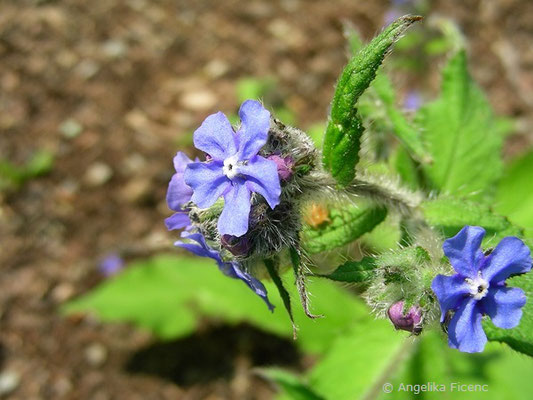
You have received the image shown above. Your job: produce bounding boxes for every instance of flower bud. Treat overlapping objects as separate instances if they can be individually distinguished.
[387,301,422,335]
[267,155,294,181]
[221,234,251,257]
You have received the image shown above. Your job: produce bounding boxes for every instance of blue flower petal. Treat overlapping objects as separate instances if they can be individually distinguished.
[240,156,281,209]
[236,100,270,160]
[481,286,526,329]
[193,112,237,159]
[176,231,273,311]
[165,212,191,231]
[218,182,251,237]
[184,161,230,209]
[173,151,193,173]
[219,261,275,312]
[443,226,485,278]
[167,172,193,211]
[175,231,221,261]
[431,274,470,322]
[481,237,532,283]
[448,298,487,353]
[166,152,195,211]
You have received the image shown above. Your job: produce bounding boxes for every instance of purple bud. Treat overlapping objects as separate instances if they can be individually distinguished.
[267,155,294,181]
[99,253,125,277]
[387,301,422,335]
[221,234,251,257]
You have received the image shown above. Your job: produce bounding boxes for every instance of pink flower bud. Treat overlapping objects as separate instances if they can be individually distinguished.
[267,155,294,181]
[388,301,422,335]
[221,234,251,257]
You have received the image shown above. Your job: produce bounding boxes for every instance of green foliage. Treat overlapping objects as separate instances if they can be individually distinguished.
[258,369,324,400]
[376,331,533,400]
[272,331,533,400]
[64,254,368,355]
[390,146,420,190]
[307,319,406,399]
[421,197,522,244]
[484,273,533,357]
[305,122,326,150]
[314,257,377,284]
[302,204,387,254]
[322,15,421,187]
[0,150,54,190]
[416,50,503,199]
[371,73,431,164]
[495,151,533,238]
[265,258,296,334]
[236,77,277,103]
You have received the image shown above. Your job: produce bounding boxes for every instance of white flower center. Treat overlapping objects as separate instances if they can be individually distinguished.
[223,155,240,180]
[465,272,489,300]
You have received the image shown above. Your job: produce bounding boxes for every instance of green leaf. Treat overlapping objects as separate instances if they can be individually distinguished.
[24,150,54,178]
[417,50,503,199]
[258,368,324,400]
[307,319,407,400]
[378,331,533,400]
[64,254,368,354]
[303,204,387,254]
[390,145,420,190]
[314,257,377,283]
[372,74,431,164]
[421,197,522,244]
[322,15,422,186]
[0,150,54,189]
[265,258,296,335]
[495,151,533,238]
[484,273,533,357]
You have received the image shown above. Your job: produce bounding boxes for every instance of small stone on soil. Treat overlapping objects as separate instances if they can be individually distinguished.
[85,343,108,367]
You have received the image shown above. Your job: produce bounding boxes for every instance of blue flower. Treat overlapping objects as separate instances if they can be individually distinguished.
[184,100,281,237]
[403,91,422,111]
[165,151,196,231]
[175,231,274,311]
[99,253,125,277]
[432,226,532,353]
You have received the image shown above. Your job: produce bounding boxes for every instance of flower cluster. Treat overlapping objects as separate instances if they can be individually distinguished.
[165,100,533,351]
[184,100,281,237]
[432,226,532,353]
[165,100,319,310]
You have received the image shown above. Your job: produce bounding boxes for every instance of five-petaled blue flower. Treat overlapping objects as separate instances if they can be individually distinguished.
[165,151,196,231]
[432,226,532,353]
[184,100,281,237]
[176,230,274,311]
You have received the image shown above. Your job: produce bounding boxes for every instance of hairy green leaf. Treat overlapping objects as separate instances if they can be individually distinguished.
[323,15,422,186]
[417,50,503,198]
[303,204,387,254]
[495,151,533,238]
[421,197,522,245]
[314,257,377,283]
[484,273,533,357]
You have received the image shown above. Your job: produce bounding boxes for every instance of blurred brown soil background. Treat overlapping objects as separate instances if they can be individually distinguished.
[0,0,532,399]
